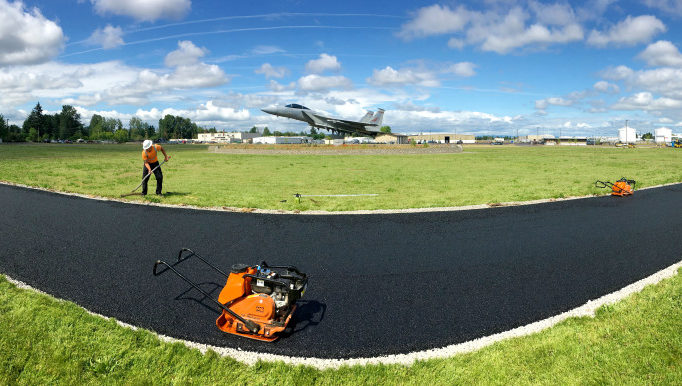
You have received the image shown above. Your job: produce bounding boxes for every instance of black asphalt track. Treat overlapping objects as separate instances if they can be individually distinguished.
[1,183,680,359]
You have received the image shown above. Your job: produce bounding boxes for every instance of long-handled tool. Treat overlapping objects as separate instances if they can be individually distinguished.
[121,159,168,197]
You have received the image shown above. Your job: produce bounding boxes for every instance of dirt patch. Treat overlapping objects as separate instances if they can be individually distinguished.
[207,144,464,155]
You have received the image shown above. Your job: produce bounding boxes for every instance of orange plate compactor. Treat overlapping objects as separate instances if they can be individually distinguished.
[595,177,636,196]
[154,248,307,342]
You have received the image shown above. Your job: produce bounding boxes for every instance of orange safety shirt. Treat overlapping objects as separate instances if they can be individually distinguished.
[142,144,163,164]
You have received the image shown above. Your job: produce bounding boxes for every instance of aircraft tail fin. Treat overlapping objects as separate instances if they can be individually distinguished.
[367,108,384,127]
[359,111,374,123]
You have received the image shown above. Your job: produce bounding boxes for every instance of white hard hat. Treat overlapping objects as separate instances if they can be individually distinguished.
[143,140,153,150]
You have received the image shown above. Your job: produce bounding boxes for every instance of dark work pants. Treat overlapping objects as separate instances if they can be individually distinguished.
[142,161,163,195]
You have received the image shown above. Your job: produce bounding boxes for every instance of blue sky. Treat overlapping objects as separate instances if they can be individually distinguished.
[3,0,682,136]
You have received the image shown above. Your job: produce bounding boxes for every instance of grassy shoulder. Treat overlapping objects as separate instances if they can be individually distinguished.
[0,143,681,211]
[1,270,680,384]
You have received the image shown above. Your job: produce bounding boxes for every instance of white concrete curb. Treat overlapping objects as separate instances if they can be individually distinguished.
[5,259,680,369]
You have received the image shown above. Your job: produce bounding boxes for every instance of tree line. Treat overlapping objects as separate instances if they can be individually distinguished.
[0,102,217,143]
[0,102,385,143]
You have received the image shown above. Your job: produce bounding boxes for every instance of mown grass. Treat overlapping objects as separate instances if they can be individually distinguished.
[0,143,680,211]
[1,270,680,384]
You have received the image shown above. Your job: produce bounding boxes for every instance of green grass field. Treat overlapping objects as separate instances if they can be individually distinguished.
[0,143,680,211]
[1,143,680,384]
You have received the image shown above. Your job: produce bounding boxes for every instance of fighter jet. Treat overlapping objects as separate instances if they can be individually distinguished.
[261,104,385,137]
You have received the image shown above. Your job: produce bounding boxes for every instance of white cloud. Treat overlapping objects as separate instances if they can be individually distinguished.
[134,101,249,123]
[630,67,682,99]
[587,15,665,47]
[36,41,228,107]
[268,79,295,92]
[593,81,620,93]
[601,65,635,81]
[643,0,682,16]
[0,0,64,66]
[638,40,682,67]
[367,66,440,87]
[90,0,191,22]
[255,63,289,79]
[0,61,138,108]
[86,25,124,49]
[472,8,583,54]
[445,62,477,77]
[398,4,583,54]
[535,97,574,111]
[297,74,352,91]
[305,53,341,74]
[529,1,577,26]
[398,4,469,39]
[611,92,682,110]
[164,40,206,67]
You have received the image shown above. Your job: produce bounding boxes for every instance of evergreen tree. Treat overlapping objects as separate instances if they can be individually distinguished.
[58,105,83,139]
[89,114,104,139]
[0,115,7,141]
[23,102,45,138]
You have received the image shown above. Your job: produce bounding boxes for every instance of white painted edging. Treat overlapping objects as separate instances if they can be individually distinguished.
[5,259,681,369]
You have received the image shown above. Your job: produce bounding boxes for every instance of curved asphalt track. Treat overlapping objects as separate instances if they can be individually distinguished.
[1,183,681,359]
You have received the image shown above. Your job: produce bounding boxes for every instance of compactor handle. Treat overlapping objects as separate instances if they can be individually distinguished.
[152,258,259,333]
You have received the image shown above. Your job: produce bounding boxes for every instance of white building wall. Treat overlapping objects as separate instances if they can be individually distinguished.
[618,127,637,143]
[654,127,672,144]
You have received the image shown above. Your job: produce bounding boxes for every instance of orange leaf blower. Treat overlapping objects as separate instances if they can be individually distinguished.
[154,248,307,342]
[594,177,636,196]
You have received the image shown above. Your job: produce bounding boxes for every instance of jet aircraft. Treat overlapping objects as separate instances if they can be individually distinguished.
[261,104,385,137]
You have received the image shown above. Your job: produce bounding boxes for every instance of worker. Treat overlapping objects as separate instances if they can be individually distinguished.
[141,139,169,195]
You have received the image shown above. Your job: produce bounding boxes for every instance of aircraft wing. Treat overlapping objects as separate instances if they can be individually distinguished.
[302,110,382,137]
[327,118,379,128]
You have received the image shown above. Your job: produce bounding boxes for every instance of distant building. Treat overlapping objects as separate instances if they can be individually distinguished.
[407,133,475,144]
[375,133,409,144]
[253,136,312,144]
[197,131,260,143]
[558,136,588,146]
[518,134,555,144]
[325,139,344,146]
[655,127,672,144]
[618,127,637,143]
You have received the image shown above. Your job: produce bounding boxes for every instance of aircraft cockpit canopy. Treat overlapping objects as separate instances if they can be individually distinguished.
[285,104,310,110]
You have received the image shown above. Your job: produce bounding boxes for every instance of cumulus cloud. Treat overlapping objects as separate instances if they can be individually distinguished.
[305,53,341,74]
[90,0,191,22]
[593,81,620,93]
[297,74,352,91]
[587,15,665,47]
[164,40,206,67]
[444,62,477,77]
[611,92,682,111]
[134,101,250,123]
[268,79,295,92]
[255,63,289,79]
[601,65,635,81]
[49,41,227,107]
[535,97,574,111]
[367,66,440,87]
[398,4,469,39]
[86,25,124,49]
[0,0,64,66]
[638,40,682,67]
[398,4,583,54]
[643,0,682,17]
[0,61,138,108]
